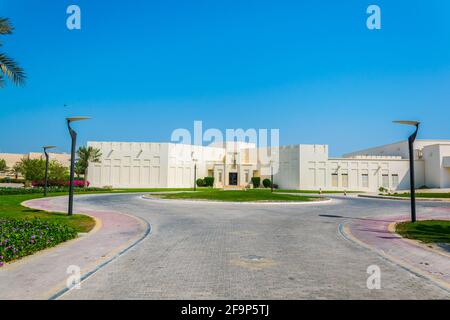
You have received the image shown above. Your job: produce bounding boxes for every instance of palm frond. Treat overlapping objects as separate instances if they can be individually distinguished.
[0,18,13,35]
[0,52,26,86]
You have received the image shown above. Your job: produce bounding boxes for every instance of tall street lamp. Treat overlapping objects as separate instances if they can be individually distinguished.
[66,116,90,216]
[394,120,420,223]
[43,146,56,197]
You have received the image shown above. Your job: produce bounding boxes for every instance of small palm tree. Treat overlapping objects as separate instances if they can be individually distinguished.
[0,18,25,87]
[76,146,102,187]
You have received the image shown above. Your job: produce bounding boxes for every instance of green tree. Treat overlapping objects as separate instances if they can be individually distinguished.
[0,18,25,87]
[11,163,22,179]
[74,160,84,178]
[0,159,7,173]
[17,158,45,181]
[76,146,102,187]
[16,158,68,183]
[48,161,68,181]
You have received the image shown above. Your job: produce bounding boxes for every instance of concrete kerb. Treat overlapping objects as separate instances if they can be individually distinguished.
[338,220,450,293]
[16,195,152,300]
[141,194,334,206]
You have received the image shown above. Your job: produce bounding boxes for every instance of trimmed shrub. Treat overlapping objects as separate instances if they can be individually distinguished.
[0,178,25,184]
[262,178,272,188]
[0,186,109,196]
[204,176,214,187]
[378,187,388,193]
[0,219,78,266]
[251,177,261,188]
[32,180,65,187]
[196,178,205,187]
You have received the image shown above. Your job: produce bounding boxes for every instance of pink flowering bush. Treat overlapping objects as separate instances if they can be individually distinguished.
[65,180,90,187]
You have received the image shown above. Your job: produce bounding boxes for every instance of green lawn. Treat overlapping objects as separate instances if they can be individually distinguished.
[275,189,360,194]
[389,193,450,199]
[396,220,450,243]
[153,189,322,202]
[0,193,95,233]
[0,188,197,233]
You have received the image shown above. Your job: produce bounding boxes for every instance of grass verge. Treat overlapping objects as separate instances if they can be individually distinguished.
[153,189,322,202]
[0,188,198,265]
[275,189,360,194]
[396,220,450,243]
[0,193,95,233]
[389,193,450,199]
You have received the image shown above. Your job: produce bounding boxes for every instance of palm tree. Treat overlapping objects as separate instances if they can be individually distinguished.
[0,18,25,87]
[76,146,102,187]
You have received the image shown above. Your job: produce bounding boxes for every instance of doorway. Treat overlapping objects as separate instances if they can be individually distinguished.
[229,172,238,186]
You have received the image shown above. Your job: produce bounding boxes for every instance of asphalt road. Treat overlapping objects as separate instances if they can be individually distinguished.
[62,194,450,299]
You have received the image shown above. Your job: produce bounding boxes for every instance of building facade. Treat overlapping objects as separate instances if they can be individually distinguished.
[87,140,450,191]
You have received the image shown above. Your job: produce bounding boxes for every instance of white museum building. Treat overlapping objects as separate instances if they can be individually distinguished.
[87,140,450,191]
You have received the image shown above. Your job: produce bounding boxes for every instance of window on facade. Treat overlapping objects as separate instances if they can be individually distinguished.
[244,171,249,183]
[342,174,348,188]
[382,174,389,188]
[392,174,399,188]
[331,173,338,187]
[362,174,369,188]
[218,172,222,183]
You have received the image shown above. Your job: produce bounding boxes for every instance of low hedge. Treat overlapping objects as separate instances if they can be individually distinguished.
[0,218,78,266]
[196,178,205,187]
[0,186,110,196]
[251,177,261,188]
[0,178,25,184]
[263,178,272,188]
[204,176,214,187]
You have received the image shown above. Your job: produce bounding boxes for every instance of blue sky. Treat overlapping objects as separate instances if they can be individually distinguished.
[1,0,449,156]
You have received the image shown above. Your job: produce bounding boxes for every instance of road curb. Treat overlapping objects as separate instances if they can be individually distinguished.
[14,196,152,300]
[50,217,152,300]
[358,194,450,202]
[141,194,333,205]
[338,221,450,293]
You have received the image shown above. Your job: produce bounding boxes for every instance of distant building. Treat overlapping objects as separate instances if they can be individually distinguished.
[86,140,450,191]
[0,152,71,178]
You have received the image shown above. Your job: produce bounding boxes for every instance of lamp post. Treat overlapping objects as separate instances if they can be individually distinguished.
[394,120,420,223]
[66,116,90,216]
[43,146,56,196]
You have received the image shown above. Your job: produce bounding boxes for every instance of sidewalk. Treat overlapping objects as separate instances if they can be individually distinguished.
[342,213,450,292]
[0,196,148,300]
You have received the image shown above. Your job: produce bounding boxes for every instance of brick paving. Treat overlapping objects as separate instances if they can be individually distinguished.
[56,194,450,299]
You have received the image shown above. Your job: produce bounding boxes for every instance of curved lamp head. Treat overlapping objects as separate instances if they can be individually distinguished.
[393,120,420,126]
[43,145,56,151]
[66,116,91,122]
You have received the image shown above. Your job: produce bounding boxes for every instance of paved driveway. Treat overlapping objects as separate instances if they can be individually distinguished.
[62,194,450,299]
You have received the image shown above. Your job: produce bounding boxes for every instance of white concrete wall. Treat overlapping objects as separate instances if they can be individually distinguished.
[343,140,450,160]
[422,144,450,188]
[274,145,300,189]
[87,141,225,188]
[87,140,444,191]
[87,142,169,188]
